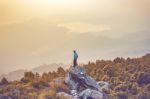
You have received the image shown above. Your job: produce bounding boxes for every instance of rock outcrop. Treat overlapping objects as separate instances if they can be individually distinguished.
[62,65,109,99]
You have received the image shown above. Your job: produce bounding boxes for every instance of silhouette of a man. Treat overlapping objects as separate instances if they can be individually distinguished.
[73,50,78,66]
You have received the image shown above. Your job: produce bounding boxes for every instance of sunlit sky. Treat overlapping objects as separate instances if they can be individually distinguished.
[0,0,150,74]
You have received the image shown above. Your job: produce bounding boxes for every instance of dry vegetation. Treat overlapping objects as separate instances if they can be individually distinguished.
[84,54,150,99]
[0,54,150,99]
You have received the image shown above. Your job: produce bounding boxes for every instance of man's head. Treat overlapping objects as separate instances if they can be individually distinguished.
[73,50,76,53]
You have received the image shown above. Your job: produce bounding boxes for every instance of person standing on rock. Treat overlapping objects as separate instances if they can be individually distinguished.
[73,50,78,66]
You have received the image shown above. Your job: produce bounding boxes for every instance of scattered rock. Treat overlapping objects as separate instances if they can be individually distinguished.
[98,81,110,92]
[56,92,74,99]
[78,88,104,99]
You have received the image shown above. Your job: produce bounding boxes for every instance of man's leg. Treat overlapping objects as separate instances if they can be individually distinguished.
[76,59,77,66]
[73,59,76,66]
[73,59,77,66]
[75,59,77,66]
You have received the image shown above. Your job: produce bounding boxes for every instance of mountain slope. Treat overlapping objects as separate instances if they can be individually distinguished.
[0,63,67,81]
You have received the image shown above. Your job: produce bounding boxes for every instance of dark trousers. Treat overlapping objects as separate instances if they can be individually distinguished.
[73,59,77,66]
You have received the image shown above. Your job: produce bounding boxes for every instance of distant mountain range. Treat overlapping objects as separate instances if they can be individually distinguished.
[32,63,69,74]
[0,63,69,81]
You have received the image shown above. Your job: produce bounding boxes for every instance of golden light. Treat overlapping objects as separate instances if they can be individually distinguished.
[24,0,83,7]
[20,0,93,15]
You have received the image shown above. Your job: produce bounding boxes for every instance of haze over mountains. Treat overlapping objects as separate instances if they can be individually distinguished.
[0,63,68,81]
[0,0,150,74]
[1,19,150,74]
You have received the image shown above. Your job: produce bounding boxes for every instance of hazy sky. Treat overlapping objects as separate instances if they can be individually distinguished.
[0,0,150,74]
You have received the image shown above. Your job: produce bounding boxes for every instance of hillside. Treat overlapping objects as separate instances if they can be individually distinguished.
[84,53,150,99]
[32,63,67,74]
[0,69,28,81]
[0,63,67,81]
[0,54,150,99]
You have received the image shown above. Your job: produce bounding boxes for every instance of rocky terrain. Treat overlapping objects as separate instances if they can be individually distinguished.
[0,54,150,99]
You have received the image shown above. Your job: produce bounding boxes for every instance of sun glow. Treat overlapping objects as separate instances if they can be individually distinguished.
[21,0,92,15]
[24,0,82,7]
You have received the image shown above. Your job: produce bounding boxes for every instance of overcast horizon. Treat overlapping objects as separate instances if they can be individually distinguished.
[0,0,150,74]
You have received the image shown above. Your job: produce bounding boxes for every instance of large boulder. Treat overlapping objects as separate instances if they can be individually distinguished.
[66,66,100,91]
[65,65,109,99]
